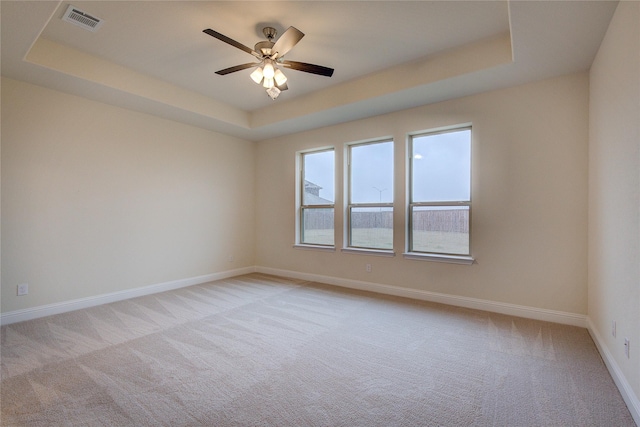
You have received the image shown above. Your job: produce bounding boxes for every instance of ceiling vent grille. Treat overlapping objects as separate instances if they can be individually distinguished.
[62,5,104,32]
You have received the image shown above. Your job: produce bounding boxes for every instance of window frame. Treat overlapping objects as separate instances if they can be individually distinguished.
[296,148,336,249]
[344,139,395,253]
[405,126,474,264]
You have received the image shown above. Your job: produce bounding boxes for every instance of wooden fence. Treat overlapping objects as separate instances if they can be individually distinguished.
[412,209,469,233]
[304,208,468,233]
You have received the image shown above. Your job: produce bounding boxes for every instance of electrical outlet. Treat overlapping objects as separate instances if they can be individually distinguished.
[612,320,617,337]
[624,338,630,358]
[17,283,28,296]
[365,263,372,273]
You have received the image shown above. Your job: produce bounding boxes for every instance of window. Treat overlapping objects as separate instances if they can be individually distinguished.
[409,127,471,256]
[299,149,335,246]
[347,140,394,250]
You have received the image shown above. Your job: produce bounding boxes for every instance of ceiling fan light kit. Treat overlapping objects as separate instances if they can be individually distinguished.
[262,59,275,79]
[266,86,281,100]
[203,25,334,100]
[249,67,263,84]
[274,69,287,86]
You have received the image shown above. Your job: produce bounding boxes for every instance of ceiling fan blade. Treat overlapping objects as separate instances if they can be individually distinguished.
[271,27,304,59]
[203,29,262,59]
[215,63,260,75]
[281,60,334,77]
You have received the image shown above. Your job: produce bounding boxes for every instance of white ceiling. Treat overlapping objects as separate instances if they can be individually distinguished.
[1,1,618,142]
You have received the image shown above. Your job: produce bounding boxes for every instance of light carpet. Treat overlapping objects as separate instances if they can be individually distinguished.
[1,273,635,426]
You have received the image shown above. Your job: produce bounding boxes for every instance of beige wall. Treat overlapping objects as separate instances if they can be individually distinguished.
[589,1,640,400]
[1,77,256,313]
[1,72,592,317]
[256,72,589,315]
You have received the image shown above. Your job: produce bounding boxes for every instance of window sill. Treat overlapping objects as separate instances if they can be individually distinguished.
[293,244,336,252]
[403,252,474,265]
[341,248,396,257]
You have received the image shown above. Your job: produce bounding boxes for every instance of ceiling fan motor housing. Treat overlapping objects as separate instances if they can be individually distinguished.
[255,40,275,56]
[262,27,277,40]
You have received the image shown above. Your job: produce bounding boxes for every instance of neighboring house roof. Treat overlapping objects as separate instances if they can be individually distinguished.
[304,180,332,204]
[304,192,332,205]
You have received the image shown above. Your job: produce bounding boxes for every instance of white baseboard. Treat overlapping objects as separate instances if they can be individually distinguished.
[256,266,588,328]
[0,266,256,326]
[3,265,587,329]
[587,318,640,426]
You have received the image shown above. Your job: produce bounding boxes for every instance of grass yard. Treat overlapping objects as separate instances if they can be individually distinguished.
[412,230,469,255]
[302,229,334,246]
[303,228,468,255]
[350,228,393,250]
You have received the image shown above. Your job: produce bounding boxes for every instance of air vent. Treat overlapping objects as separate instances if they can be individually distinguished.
[62,4,104,32]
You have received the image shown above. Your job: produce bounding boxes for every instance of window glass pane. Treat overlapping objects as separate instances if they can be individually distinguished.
[350,207,393,250]
[411,206,469,255]
[303,150,334,205]
[412,129,470,202]
[351,141,393,204]
[302,208,334,245]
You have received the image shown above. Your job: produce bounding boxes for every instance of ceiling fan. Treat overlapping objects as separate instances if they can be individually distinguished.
[203,26,334,99]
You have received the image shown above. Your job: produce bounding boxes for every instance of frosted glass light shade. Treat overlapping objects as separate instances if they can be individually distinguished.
[250,67,263,84]
[263,60,275,79]
[263,77,274,89]
[274,68,287,86]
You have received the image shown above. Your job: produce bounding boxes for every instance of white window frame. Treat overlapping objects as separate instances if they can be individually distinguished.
[295,148,336,250]
[343,139,395,255]
[404,126,474,265]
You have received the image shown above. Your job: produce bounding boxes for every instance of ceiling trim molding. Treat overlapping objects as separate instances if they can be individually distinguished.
[25,37,250,129]
[250,33,513,129]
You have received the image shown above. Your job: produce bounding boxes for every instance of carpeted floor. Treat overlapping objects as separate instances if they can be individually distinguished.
[1,273,636,426]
